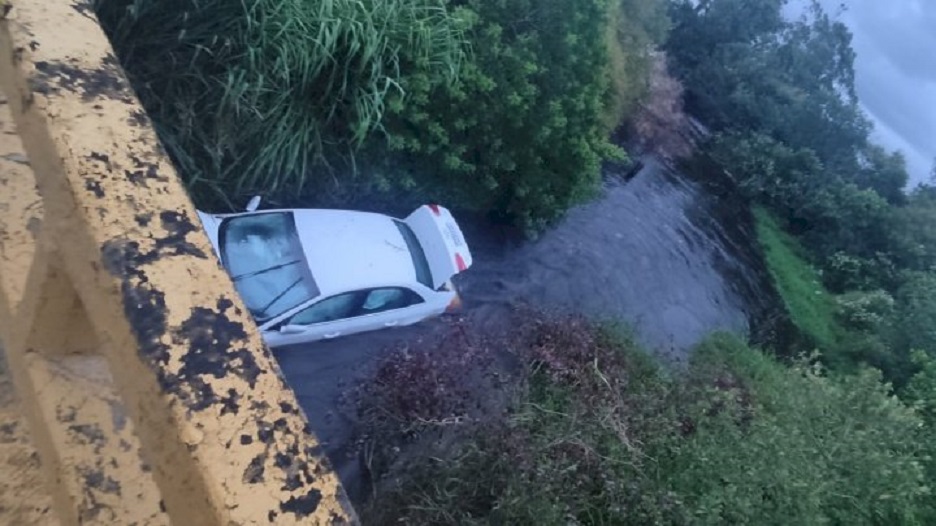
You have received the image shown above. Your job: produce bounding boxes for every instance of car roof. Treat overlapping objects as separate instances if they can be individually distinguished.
[292,209,418,297]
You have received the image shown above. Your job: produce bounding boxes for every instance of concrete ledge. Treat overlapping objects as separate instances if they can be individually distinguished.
[0,1,356,523]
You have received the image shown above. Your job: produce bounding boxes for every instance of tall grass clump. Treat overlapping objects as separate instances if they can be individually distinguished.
[94,0,469,208]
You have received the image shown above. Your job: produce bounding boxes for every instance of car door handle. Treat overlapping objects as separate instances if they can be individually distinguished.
[324,332,341,339]
[384,321,398,327]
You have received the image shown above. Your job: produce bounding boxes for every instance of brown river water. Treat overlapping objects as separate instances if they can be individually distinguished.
[273,153,781,501]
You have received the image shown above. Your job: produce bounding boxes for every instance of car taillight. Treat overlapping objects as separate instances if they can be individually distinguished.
[445,294,463,313]
[455,253,467,272]
[428,204,441,216]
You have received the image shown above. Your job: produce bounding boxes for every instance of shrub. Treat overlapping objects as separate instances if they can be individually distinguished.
[836,289,895,332]
[824,251,900,294]
[359,317,933,524]
[373,0,623,232]
[676,336,930,525]
[889,273,936,355]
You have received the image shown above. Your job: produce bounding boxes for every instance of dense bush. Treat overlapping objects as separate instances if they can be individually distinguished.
[373,0,624,231]
[703,131,895,262]
[359,317,933,524]
[95,0,675,230]
[836,290,894,333]
[888,273,936,358]
[667,0,870,173]
[890,188,936,272]
[823,251,900,294]
[666,0,913,291]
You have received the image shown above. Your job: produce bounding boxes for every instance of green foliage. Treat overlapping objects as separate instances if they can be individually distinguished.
[751,206,911,376]
[823,251,900,294]
[752,207,844,355]
[678,336,930,525]
[836,289,895,333]
[667,0,869,172]
[905,350,936,495]
[666,0,787,74]
[97,0,659,229]
[666,0,936,402]
[890,190,936,273]
[363,319,933,524]
[705,131,822,214]
[801,182,894,262]
[704,131,895,265]
[855,145,909,205]
[906,350,936,425]
[889,272,936,357]
[667,0,918,314]
[606,0,671,126]
[374,0,623,231]
[94,0,470,208]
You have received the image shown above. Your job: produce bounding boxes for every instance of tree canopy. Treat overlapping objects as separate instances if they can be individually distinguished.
[373,0,624,230]
[97,0,670,231]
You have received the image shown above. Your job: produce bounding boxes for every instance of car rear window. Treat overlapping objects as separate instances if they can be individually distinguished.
[395,220,433,288]
[219,212,319,322]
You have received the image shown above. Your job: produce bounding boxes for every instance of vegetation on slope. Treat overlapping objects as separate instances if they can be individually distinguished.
[357,317,933,524]
[94,0,471,208]
[752,207,843,355]
[374,0,624,231]
[95,0,671,230]
[94,0,936,521]
[667,0,936,386]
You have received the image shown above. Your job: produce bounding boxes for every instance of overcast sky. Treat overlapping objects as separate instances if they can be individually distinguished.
[788,0,936,186]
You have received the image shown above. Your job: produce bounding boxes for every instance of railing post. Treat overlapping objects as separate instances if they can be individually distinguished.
[0,1,357,523]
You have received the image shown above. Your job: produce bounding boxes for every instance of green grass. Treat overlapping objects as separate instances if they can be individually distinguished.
[752,206,845,355]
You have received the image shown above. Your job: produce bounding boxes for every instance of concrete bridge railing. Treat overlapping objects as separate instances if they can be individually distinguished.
[0,1,356,523]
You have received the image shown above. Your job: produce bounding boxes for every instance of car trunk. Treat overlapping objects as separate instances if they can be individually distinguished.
[404,205,473,289]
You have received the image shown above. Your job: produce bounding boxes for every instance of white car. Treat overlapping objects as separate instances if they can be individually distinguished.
[197,199,472,347]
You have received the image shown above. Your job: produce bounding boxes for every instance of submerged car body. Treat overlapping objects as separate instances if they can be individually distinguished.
[197,202,472,347]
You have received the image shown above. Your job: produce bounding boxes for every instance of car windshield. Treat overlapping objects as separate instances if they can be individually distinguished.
[219,212,319,322]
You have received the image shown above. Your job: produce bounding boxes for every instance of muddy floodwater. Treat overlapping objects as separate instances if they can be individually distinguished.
[273,154,778,500]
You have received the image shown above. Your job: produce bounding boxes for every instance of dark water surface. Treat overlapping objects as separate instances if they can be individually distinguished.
[274,155,777,499]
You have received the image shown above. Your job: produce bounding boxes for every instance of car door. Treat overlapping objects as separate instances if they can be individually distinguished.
[265,287,426,346]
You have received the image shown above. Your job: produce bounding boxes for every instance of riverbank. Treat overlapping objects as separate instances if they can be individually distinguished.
[275,142,791,504]
[353,313,929,524]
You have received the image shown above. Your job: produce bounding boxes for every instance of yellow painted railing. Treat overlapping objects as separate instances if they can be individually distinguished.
[0,1,356,524]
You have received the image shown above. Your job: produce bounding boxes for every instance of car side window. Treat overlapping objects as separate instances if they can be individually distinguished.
[360,288,423,315]
[286,288,423,326]
[288,292,364,325]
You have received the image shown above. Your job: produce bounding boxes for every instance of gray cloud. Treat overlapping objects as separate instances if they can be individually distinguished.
[847,1,936,82]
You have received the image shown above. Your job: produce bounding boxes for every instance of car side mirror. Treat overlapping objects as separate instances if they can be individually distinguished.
[279,324,305,334]
[245,195,262,212]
